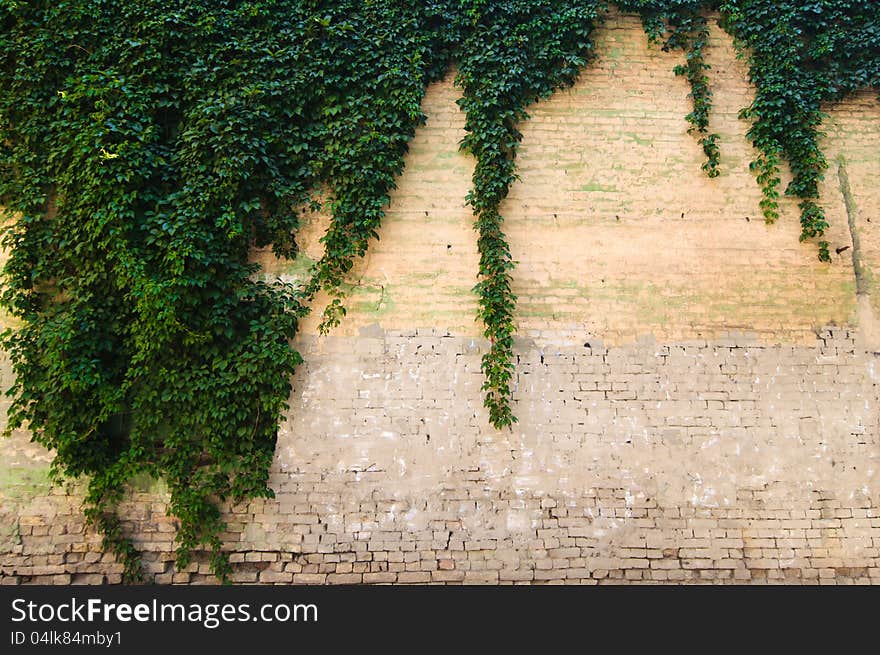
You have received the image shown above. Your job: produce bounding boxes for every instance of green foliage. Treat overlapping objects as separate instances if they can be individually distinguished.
[619,1,723,176]
[293,2,458,331]
[0,0,454,581]
[456,0,602,427]
[721,0,880,261]
[0,0,876,579]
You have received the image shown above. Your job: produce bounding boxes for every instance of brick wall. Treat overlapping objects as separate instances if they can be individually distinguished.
[2,13,879,584]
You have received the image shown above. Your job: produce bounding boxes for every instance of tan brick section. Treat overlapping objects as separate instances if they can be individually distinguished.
[254,14,873,345]
[2,13,880,584]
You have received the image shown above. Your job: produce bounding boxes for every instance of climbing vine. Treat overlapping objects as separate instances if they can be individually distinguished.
[0,1,877,580]
[621,1,723,177]
[721,0,880,262]
[456,0,601,427]
[294,3,459,331]
[0,0,455,582]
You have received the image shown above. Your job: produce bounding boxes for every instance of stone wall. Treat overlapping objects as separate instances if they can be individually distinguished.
[2,13,879,584]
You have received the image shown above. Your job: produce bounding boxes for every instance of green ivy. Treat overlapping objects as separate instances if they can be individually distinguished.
[0,0,877,580]
[456,0,601,427]
[0,0,459,583]
[294,3,458,332]
[722,1,880,262]
[620,1,723,177]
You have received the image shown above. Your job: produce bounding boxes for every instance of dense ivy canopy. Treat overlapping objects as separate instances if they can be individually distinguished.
[1,1,877,580]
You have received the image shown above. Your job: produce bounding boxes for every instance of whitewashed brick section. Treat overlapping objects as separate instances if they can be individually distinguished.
[2,328,879,585]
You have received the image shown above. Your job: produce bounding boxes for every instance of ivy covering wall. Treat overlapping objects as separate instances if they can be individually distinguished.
[1,1,877,581]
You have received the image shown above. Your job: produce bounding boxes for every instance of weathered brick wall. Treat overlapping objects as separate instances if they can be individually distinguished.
[2,13,879,584]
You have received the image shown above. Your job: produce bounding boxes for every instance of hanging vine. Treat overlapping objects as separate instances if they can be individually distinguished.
[0,0,457,582]
[721,0,880,262]
[456,0,601,427]
[294,2,460,332]
[620,1,722,177]
[0,1,877,581]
